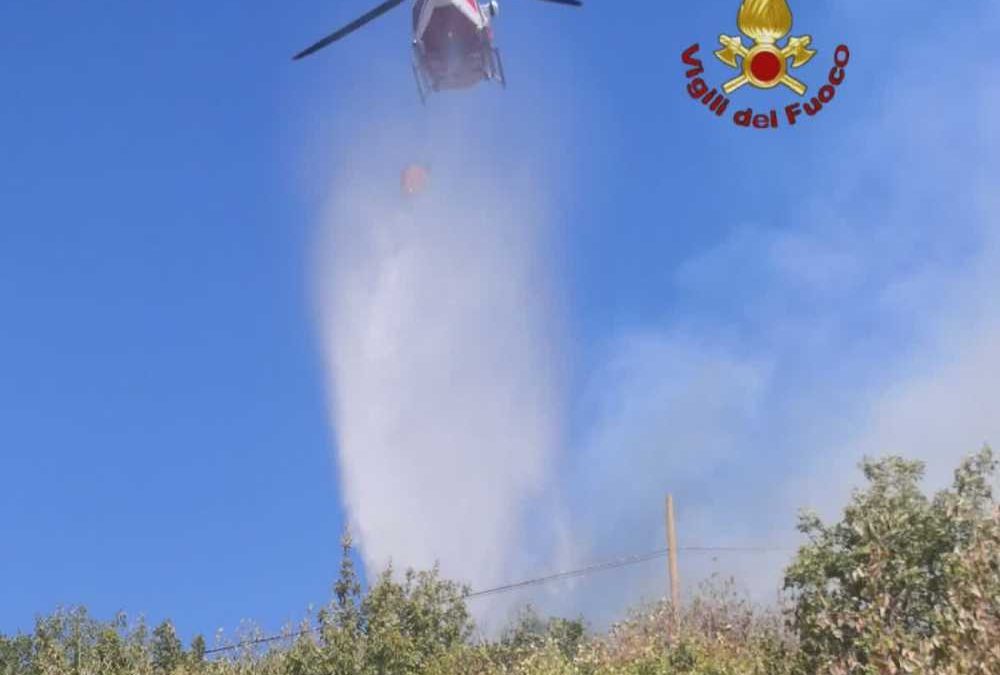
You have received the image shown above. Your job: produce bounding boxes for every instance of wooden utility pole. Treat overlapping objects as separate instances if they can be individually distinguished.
[666,494,680,610]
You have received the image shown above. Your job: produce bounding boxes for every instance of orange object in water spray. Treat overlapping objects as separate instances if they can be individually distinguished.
[401,164,430,196]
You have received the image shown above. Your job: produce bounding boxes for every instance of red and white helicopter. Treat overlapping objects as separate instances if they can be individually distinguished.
[293,0,583,103]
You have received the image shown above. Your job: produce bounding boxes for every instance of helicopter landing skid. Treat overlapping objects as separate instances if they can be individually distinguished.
[491,47,506,89]
[412,62,427,105]
[411,43,434,105]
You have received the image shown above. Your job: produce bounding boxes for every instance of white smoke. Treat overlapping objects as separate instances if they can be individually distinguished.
[555,2,1000,618]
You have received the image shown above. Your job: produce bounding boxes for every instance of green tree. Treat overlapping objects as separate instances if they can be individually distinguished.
[360,563,472,674]
[316,530,366,675]
[500,606,586,661]
[189,634,205,666]
[0,634,32,675]
[93,623,130,675]
[151,620,184,674]
[784,447,1000,674]
[332,530,363,632]
[32,612,71,675]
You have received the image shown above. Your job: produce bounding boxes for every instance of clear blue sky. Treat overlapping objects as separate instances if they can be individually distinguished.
[2,0,997,644]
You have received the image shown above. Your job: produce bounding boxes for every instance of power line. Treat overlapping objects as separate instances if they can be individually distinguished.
[465,545,794,600]
[202,544,793,656]
[465,548,669,599]
[204,629,311,655]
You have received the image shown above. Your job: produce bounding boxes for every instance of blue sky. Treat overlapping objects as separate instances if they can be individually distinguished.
[2,0,999,643]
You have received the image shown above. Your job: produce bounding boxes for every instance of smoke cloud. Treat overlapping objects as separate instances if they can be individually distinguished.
[555,2,1000,618]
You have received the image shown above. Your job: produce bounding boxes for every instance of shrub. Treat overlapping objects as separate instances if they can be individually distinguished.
[2,449,995,675]
[784,447,1000,674]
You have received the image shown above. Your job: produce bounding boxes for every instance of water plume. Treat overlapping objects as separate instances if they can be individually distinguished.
[311,114,568,620]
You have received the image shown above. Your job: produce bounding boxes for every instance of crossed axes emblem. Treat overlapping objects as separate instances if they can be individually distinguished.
[715,34,815,95]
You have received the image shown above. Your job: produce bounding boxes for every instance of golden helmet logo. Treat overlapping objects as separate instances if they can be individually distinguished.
[681,0,850,129]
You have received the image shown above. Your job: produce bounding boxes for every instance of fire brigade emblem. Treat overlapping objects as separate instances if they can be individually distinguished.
[714,0,815,96]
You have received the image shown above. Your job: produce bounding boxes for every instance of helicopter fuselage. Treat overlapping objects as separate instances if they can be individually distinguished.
[411,0,504,95]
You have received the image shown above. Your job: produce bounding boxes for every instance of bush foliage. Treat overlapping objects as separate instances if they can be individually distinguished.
[2,449,996,675]
[784,448,1000,674]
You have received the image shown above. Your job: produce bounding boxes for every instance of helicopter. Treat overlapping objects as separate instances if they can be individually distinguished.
[293,0,583,103]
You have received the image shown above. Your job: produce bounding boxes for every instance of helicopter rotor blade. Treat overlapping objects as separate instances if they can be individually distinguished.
[293,0,407,60]
[535,0,583,6]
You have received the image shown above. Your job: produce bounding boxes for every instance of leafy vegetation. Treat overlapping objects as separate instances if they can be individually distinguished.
[784,448,1000,674]
[2,449,996,674]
